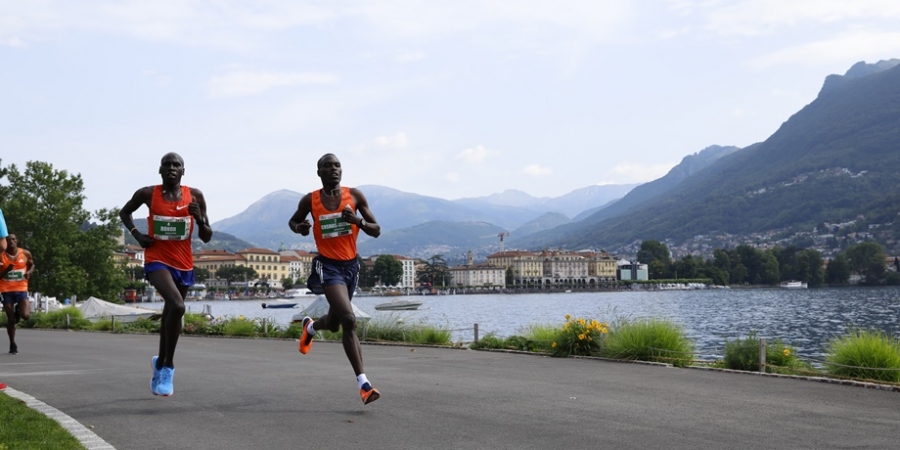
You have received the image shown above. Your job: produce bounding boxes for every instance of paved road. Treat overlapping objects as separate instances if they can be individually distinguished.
[2,329,900,450]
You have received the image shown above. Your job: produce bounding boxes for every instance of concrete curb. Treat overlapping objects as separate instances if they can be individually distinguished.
[4,386,117,450]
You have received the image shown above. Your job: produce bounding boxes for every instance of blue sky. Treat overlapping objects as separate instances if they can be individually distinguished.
[3,1,900,222]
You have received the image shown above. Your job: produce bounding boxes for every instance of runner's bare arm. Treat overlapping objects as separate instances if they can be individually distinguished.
[289,194,313,236]
[189,188,213,243]
[351,188,380,238]
[23,249,35,279]
[120,187,155,248]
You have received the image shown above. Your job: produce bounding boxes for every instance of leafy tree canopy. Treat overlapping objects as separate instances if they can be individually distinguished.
[1,160,127,300]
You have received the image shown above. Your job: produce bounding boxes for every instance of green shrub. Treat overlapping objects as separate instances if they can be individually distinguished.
[520,324,561,353]
[23,307,92,330]
[122,317,161,333]
[552,315,608,357]
[469,333,506,349]
[602,318,694,367]
[222,316,258,337]
[280,323,305,339]
[723,332,801,372]
[825,329,900,382]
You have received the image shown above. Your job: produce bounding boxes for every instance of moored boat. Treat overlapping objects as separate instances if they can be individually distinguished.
[374,299,423,311]
[780,280,808,289]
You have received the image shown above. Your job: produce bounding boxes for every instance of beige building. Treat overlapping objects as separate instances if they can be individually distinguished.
[280,249,314,281]
[577,250,618,282]
[236,248,290,281]
[448,263,506,288]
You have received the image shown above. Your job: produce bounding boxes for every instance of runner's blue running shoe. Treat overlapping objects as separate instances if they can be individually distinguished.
[150,356,161,395]
[157,367,175,397]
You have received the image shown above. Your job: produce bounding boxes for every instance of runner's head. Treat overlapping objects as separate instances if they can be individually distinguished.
[317,153,342,186]
[159,152,185,184]
[5,234,17,253]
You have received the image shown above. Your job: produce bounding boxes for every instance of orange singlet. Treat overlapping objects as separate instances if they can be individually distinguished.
[311,187,359,261]
[144,185,194,271]
[0,249,28,293]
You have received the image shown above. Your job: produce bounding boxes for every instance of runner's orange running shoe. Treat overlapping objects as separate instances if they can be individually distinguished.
[298,317,314,354]
[360,383,380,405]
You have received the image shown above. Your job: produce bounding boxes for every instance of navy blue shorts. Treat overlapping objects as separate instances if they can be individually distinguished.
[307,256,359,300]
[2,291,28,305]
[145,262,195,287]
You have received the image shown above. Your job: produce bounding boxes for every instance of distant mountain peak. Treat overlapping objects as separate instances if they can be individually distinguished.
[820,58,900,95]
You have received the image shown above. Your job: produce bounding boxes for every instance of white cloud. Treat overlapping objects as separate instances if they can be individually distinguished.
[456,145,491,164]
[444,172,460,183]
[374,132,409,149]
[705,0,900,37]
[521,164,552,177]
[395,51,424,62]
[599,162,676,184]
[208,71,338,98]
[748,30,900,69]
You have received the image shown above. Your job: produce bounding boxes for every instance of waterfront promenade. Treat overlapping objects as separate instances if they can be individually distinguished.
[3,329,900,449]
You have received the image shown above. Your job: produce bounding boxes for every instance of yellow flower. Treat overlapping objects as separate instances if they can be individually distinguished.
[565,314,571,321]
[552,342,557,348]
[238,315,244,320]
[578,318,586,325]
[578,333,585,340]
[783,349,791,356]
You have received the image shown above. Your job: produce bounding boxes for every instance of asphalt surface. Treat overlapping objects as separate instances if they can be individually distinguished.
[2,329,900,450]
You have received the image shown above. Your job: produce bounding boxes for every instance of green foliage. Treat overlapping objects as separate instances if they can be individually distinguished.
[216,266,258,284]
[373,254,403,286]
[825,253,851,284]
[0,393,87,450]
[551,315,608,357]
[22,307,92,330]
[825,329,900,383]
[417,254,451,288]
[1,160,128,300]
[519,323,560,352]
[602,318,694,367]
[723,332,800,372]
[222,316,259,337]
[844,242,887,285]
[358,316,451,345]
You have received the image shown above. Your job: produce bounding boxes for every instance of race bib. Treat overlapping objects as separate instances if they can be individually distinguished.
[4,269,25,281]
[152,215,192,241]
[318,212,352,239]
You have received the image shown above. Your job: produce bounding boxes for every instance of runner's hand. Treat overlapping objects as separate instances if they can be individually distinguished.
[134,232,155,249]
[293,220,311,236]
[189,201,202,222]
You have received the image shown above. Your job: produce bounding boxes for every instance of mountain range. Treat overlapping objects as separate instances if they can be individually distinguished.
[211,59,900,262]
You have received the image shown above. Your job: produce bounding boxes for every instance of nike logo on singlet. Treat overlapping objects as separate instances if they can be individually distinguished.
[176,205,188,210]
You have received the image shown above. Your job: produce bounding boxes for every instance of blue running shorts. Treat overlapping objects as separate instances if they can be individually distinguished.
[306,256,359,300]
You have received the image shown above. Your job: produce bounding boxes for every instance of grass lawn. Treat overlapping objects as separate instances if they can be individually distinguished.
[0,392,86,450]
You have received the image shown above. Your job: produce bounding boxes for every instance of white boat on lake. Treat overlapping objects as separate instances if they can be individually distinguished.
[374,299,423,311]
[780,280,808,289]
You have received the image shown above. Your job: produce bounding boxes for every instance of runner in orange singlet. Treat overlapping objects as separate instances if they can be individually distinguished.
[0,233,35,355]
[120,152,213,397]
[288,153,383,404]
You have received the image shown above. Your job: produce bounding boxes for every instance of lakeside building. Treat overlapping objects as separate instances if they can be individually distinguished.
[448,261,506,289]
[235,248,290,281]
[616,260,649,281]
[279,249,314,282]
[487,249,622,287]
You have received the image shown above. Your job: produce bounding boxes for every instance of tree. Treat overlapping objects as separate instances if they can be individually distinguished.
[638,240,672,279]
[216,265,258,284]
[281,277,295,290]
[0,160,127,300]
[844,241,887,285]
[417,254,450,287]
[373,255,403,286]
[194,267,211,282]
[825,254,851,284]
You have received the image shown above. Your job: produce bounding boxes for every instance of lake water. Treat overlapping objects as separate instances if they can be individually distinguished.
[148,286,900,361]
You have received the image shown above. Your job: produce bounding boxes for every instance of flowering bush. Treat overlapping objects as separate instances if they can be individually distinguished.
[551,315,608,357]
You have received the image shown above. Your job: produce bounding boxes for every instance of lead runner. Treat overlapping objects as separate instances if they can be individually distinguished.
[288,153,382,404]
